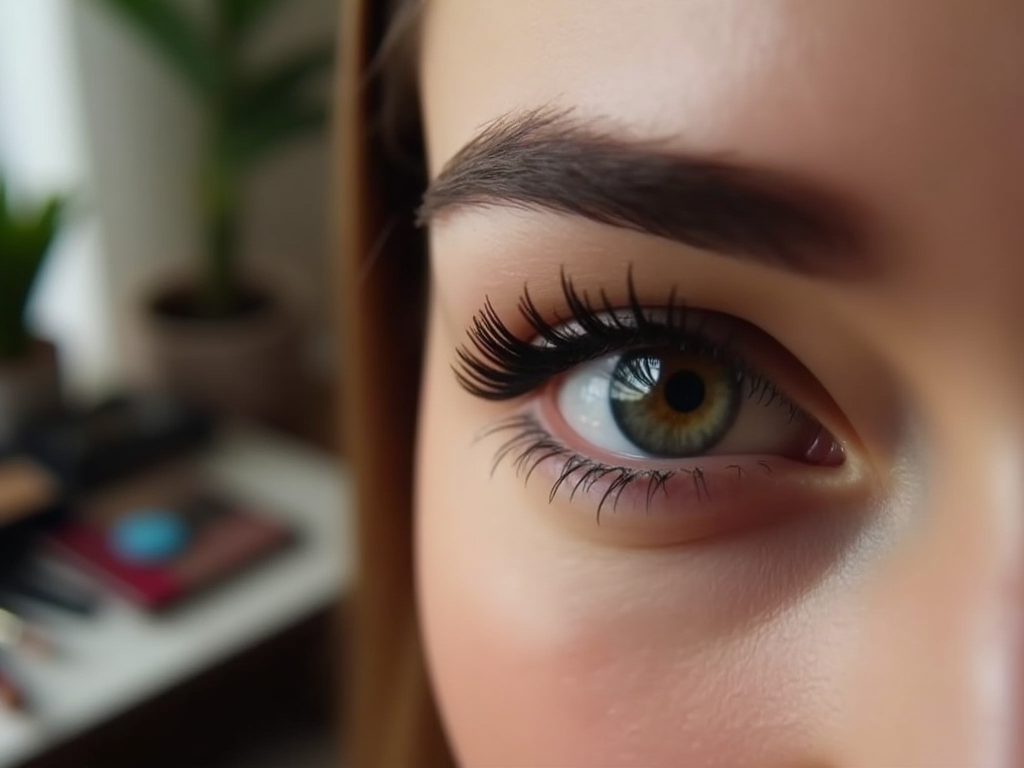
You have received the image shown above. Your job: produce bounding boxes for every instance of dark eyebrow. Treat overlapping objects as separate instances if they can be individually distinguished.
[418,108,869,279]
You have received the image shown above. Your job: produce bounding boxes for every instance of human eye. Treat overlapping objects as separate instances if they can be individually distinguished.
[455,269,866,543]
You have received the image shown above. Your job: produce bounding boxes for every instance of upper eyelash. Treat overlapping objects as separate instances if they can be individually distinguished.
[457,267,688,400]
[455,266,795,415]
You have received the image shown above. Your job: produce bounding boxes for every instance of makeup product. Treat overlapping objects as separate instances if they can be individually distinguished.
[0,607,55,660]
[46,467,292,612]
[0,456,67,598]
[2,566,102,617]
[110,509,191,565]
[19,394,214,491]
[0,457,58,527]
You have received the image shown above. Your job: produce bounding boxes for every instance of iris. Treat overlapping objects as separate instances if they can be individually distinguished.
[609,349,740,457]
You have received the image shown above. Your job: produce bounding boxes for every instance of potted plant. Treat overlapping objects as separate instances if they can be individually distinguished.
[97,0,334,421]
[0,177,66,445]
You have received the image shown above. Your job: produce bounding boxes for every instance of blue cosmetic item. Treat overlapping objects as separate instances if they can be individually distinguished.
[109,509,190,565]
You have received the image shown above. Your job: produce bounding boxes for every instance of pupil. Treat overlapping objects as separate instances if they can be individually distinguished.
[664,369,705,413]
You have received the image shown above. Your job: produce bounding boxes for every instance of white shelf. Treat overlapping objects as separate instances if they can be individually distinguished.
[0,425,352,767]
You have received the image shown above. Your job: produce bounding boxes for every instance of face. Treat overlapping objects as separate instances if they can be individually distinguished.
[415,2,1024,765]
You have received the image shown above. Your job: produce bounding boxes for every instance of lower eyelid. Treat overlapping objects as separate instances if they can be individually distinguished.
[485,406,870,547]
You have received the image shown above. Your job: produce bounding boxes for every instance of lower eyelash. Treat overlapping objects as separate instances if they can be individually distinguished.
[479,413,677,522]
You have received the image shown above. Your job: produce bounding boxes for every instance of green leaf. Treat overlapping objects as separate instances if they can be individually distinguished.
[233,44,334,122]
[223,103,329,170]
[0,184,66,359]
[218,0,282,43]
[95,0,218,98]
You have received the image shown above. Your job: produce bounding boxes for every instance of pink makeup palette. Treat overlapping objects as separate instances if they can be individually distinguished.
[46,466,291,612]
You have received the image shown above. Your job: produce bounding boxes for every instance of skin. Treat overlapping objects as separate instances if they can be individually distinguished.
[415,1,1024,765]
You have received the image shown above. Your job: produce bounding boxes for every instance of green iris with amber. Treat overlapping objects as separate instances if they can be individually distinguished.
[609,349,740,457]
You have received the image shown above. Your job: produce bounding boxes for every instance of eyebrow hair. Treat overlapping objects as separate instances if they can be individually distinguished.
[418,108,868,279]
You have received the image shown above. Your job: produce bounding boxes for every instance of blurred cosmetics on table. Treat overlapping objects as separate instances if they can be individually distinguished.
[0,393,296,714]
[0,459,58,528]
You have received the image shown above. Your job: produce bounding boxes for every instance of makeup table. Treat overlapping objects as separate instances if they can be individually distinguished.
[0,424,351,767]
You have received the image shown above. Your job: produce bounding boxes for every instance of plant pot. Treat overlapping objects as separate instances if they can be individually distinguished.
[0,338,62,447]
[146,288,300,424]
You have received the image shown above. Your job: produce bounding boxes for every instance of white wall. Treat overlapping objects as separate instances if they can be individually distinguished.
[0,0,117,399]
[72,0,338,385]
[71,0,205,384]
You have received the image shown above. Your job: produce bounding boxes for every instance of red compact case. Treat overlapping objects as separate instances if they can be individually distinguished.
[47,465,292,611]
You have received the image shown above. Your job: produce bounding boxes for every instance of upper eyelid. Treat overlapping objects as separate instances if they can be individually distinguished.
[456,272,766,402]
[457,288,695,400]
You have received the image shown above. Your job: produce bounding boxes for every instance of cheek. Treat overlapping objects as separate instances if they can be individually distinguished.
[416,312,854,767]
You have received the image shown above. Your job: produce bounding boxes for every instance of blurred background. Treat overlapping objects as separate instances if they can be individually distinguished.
[0,1,348,766]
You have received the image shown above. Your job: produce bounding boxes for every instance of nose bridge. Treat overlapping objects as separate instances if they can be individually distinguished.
[832,387,1024,767]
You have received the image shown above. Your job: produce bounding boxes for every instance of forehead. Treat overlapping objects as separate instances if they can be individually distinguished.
[421,0,1024,161]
